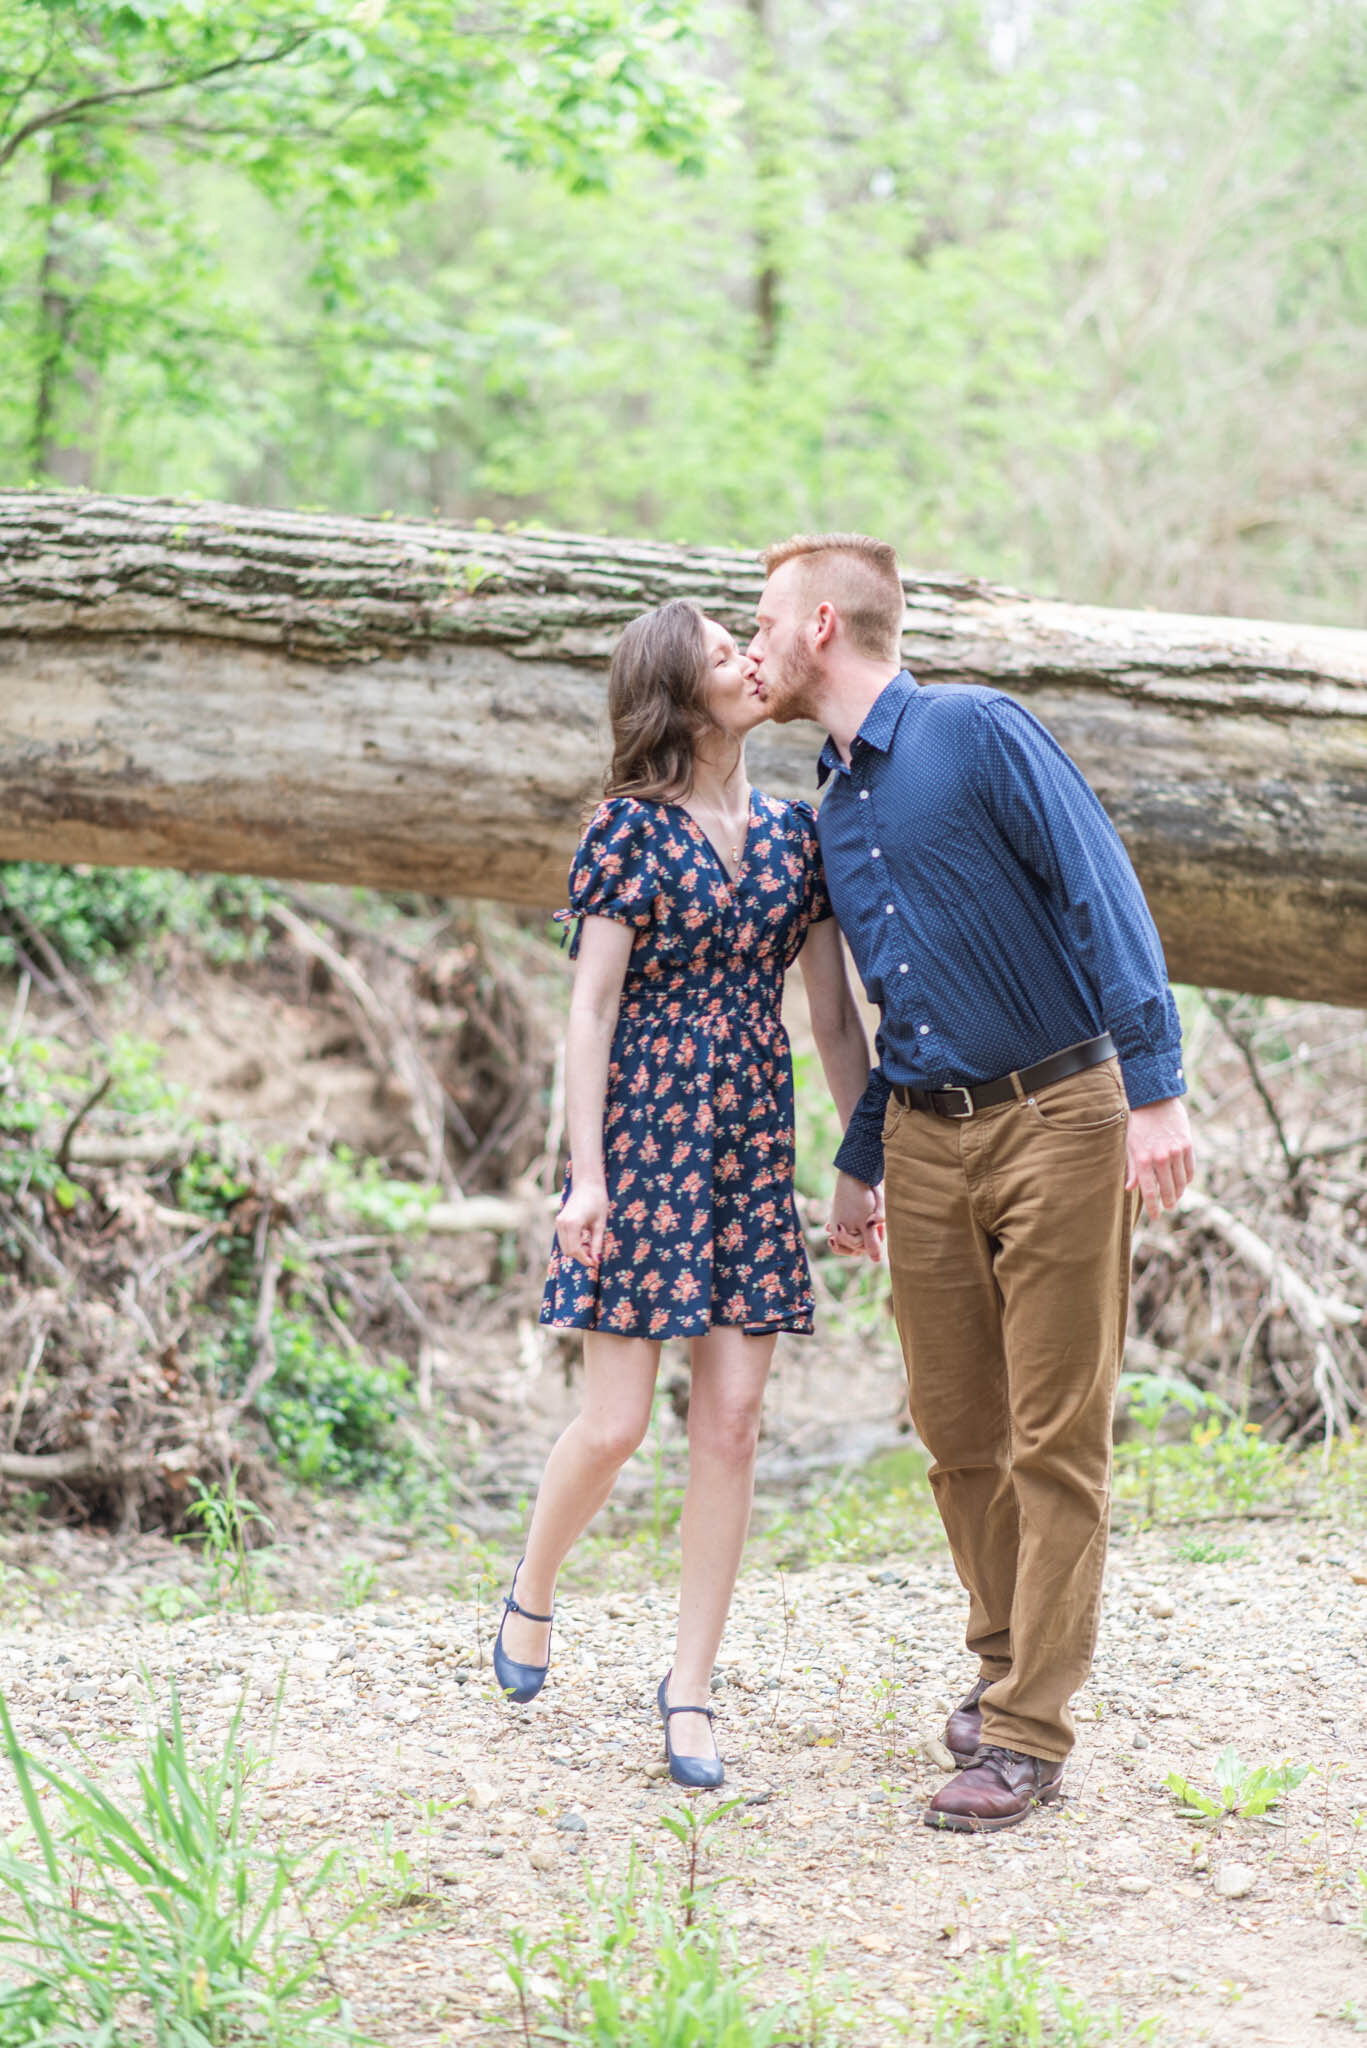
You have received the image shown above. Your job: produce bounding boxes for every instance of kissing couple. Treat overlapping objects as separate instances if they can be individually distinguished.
[492,532,1194,1833]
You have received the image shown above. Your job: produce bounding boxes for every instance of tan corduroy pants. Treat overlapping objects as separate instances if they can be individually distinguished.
[882,1057,1136,1762]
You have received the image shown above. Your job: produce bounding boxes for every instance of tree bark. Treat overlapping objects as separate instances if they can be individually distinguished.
[1,490,1365,1006]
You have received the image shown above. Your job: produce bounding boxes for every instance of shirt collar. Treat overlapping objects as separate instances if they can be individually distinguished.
[816,670,916,786]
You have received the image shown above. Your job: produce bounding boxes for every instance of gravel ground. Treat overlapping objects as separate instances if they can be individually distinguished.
[1,1515,1365,2044]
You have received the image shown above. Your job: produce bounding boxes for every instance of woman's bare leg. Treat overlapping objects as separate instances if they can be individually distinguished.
[665,1326,776,1758]
[498,1331,659,1665]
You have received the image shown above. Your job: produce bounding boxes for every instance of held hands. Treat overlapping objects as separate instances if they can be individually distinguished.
[1125,1096,1195,1221]
[556,1179,609,1271]
[825,1171,886,1263]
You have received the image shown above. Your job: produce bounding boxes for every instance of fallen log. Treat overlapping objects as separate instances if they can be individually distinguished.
[1,491,1365,1005]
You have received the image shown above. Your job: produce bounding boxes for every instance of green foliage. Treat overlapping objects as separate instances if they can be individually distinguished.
[1166,1746,1310,1826]
[338,1557,377,1609]
[494,1813,858,2046]
[319,1153,439,1233]
[0,1030,185,1198]
[760,1446,935,1570]
[1116,1370,1225,1521]
[0,1682,366,2046]
[0,0,704,487]
[195,1299,411,1490]
[140,1579,202,1624]
[0,865,275,975]
[1173,1536,1249,1565]
[254,1314,410,1489]
[1113,1373,1295,1522]
[178,1472,275,1613]
[174,1153,256,1221]
[1,2,1360,626]
[931,1942,1158,2046]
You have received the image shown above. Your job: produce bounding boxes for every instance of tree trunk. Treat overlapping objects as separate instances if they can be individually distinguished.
[31,166,98,486]
[1,490,1364,1006]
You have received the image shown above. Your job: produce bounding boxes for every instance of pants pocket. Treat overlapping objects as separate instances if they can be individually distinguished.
[1026,1061,1128,1134]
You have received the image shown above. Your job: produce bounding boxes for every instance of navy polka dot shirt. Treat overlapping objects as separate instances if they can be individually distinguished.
[816,672,1185,1186]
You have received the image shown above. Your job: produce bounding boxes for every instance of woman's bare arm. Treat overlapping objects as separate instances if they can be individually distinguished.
[797,918,885,1261]
[797,917,870,1129]
[557,916,635,1268]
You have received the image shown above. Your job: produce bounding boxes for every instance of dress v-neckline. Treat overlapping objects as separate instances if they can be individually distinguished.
[676,791,755,888]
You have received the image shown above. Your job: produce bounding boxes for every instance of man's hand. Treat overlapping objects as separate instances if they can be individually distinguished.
[556,1179,609,1270]
[1126,1097,1195,1221]
[826,1171,886,1262]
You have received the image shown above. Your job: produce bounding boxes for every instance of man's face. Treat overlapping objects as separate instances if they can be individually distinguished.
[745,558,825,724]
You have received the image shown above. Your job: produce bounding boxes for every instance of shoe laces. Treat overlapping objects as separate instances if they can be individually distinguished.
[974,1744,1034,1785]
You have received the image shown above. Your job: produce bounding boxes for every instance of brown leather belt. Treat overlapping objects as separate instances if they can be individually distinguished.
[891,1033,1117,1120]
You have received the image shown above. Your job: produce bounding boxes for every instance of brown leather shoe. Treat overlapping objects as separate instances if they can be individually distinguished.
[944,1676,993,1767]
[923,1745,1065,1832]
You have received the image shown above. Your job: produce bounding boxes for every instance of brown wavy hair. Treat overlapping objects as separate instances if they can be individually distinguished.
[601,598,715,805]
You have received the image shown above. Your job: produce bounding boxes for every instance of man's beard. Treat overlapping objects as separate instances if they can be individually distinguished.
[762,639,825,724]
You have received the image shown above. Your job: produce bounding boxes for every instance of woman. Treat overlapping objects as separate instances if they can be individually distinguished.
[493,598,875,1788]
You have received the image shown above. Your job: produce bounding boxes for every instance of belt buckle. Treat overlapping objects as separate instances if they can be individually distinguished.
[942,1085,975,1118]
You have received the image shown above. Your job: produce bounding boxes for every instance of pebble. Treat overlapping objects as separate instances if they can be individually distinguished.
[1131,1730,1150,1750]
[1147,1596,1176,1620]
[529,1839,559,1872]
[922,1734,955,1771]
[555,1811,587,1833]
[1215,1864,1255,1900]
[1117,1875,1152,1896]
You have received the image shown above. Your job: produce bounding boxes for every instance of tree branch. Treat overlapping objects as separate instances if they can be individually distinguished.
[0,31,315,174]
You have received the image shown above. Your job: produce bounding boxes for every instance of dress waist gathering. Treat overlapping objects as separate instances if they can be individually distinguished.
[617,984,783,1031]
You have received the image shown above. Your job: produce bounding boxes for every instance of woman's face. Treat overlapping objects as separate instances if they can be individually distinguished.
[699,616,766,738]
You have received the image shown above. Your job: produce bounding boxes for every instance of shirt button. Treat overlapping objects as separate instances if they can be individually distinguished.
[871,847,881,858]
[885,903,894,914]
[859,790,869,801]
[898,963,909,974]
[919,1023,930,1035]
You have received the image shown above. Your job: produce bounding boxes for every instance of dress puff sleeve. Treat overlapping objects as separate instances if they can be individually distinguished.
[791,799,834,931]
[554,798,659,958]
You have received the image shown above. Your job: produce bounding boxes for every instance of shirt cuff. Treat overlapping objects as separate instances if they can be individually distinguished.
[833,1068,891,1186]
[834,1129,884,1186]
[1117,1046,1186,1109]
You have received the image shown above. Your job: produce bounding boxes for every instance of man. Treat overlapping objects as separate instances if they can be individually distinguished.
[746,533,1193,1832]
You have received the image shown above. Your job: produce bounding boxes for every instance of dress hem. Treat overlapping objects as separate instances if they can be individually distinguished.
[539,1312,814,1341]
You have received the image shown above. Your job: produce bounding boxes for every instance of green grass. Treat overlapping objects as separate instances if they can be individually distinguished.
[492,1804,863,2046]
[758,1447,937,1570]
[931,1944,1160,2046]
[0,1682,367,2047]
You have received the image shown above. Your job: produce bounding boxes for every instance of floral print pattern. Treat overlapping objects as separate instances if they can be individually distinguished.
[540,791,833,1340]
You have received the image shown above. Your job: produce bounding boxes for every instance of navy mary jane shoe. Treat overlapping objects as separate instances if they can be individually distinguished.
[656,1672,725,1789]
[492,1561,553,1704]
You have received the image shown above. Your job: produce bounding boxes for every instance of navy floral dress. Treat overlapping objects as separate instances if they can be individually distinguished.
[540,791,833,1340]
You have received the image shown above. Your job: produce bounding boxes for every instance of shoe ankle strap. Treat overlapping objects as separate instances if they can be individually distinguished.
[663,1702,715,1721]
[503,1592,553,1623]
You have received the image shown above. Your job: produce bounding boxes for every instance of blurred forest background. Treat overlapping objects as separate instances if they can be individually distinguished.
[4,0,1367,621]
[1,0,1366,1552]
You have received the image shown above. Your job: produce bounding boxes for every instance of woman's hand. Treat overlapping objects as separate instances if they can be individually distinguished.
[556,1179,609,1270]
[826,1172,885,1262]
